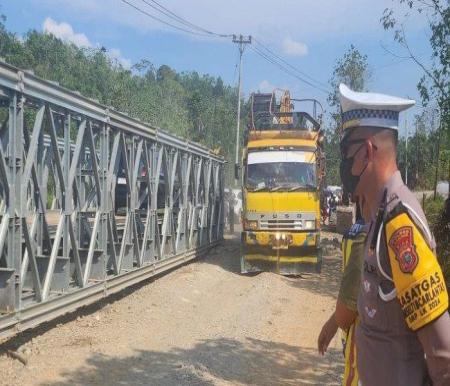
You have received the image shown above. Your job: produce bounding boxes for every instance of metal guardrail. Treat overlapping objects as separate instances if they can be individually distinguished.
[0,60,225,339]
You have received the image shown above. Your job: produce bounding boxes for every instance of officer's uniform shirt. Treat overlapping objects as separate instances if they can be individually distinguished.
[340,220,367,312]
[340,220,368,386]
[356,171,450,386]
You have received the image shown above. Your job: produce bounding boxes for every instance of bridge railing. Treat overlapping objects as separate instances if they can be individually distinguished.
[0,60,225,338]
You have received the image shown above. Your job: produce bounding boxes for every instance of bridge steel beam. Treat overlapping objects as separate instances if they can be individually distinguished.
[0,61,225,339]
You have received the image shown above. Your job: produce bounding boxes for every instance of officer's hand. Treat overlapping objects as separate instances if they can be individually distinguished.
[317,315,338,355]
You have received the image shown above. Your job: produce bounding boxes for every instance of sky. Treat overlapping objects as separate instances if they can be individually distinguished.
[0,0,435,135]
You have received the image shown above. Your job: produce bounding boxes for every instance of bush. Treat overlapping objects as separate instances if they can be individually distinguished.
[424,196,450,288]
[423,195,445,226]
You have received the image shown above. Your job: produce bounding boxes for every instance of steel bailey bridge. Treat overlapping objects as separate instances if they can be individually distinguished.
[0,60,225,339]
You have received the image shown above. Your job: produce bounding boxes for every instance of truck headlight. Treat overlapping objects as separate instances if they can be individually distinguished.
[244,220,258,230]
[304,220,315,230]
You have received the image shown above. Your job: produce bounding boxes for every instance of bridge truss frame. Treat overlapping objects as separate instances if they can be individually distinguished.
[0,61,225,339]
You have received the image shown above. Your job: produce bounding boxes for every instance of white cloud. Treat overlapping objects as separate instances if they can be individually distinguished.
[43,17,91,47]
[108,48,132,69]
[258,80,275,92]
[42,17,132,69]
[36,0,428,44]
[257,80,290,93]
[282,37,308,57]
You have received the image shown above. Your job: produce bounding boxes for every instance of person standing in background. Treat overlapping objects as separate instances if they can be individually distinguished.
[318,204,366,386]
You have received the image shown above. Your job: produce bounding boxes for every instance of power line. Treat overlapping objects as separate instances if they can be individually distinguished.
[140,0,232,38]
[121,0,330,96]
[120,0,213,37]
[253,38,330,90]
[376,57,411,70]
[251,45,330,94]
[250,45,330,94]
[251,45,326,94]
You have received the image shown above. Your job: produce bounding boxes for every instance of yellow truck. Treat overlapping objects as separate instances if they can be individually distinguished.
[240,91,325,274]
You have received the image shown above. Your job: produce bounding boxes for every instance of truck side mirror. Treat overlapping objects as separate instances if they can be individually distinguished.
[234,164,240,180]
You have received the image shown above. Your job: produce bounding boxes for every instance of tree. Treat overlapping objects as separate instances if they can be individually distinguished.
[156,65,176,82]
[397,107,440,189]
[187,90,204,142]
[328,45,372,114]
[0,15,242,186]
[381,1,449,110]
[381,1,449,197]
[382,0,450,283]
[325,45,371,186]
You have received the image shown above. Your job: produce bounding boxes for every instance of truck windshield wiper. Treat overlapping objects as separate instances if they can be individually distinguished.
[287,183,316,191]
[288,184,304,191]
[248,185,268,192]
[269,185,286,192]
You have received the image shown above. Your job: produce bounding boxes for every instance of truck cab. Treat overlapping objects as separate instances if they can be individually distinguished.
[240,91,325,274]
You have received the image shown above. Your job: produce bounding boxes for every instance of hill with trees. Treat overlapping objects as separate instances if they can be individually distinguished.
[0,15,244,185]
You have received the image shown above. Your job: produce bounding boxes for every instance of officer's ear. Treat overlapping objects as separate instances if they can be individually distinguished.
[365,139,377,162]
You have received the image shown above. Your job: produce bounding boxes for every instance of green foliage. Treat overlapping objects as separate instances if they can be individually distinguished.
[325,45,371,186]
[383,1,450,283]
[396,108,447,189]
[381,1,449,103]
[327,45,371,112]
[381,1,449,134]
[423,194,445,226]
[323,128,341,185]
[0,18,241,185]
[434,198,450,287]
[423,195,450,286]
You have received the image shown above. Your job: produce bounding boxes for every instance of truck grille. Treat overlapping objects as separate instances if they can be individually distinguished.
[259,219,303,230]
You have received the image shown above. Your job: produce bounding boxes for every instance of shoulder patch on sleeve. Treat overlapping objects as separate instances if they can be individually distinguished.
[388,225,419,274]
[385,209,449,331]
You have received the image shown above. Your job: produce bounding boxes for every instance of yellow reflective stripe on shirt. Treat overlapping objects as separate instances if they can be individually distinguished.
[343,318,359,386]
[385,212,449,330]
[342,238,354,271]
[340,231,363,386]
[340,233,366,312]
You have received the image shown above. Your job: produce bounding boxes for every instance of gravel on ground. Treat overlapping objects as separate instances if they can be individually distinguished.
[0,231,344,386]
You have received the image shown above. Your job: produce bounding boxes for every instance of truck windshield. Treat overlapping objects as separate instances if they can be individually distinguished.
[246,162,316,192]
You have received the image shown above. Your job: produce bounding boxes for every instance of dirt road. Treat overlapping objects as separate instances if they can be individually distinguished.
[0,232,344,386]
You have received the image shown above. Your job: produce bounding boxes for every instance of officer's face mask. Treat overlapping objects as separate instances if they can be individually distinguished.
[339,140,371,195]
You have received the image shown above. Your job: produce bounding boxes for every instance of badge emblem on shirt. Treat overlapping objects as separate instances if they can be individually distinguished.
[388,226,419,274]
[365,306,377,318]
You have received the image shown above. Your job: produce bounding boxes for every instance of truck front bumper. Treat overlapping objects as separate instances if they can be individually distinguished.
[241,230,322,274]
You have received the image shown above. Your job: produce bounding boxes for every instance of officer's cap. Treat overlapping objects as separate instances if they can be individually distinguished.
[339,84,415,136]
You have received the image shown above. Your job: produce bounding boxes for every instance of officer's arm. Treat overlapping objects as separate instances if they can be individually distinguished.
[417,313,450,385]
[335,298,357,330]
[385,209,450,384]
[336,232,364,330]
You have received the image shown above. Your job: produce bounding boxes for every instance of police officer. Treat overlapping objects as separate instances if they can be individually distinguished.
[339,84,450,386]
[318,203,367,386]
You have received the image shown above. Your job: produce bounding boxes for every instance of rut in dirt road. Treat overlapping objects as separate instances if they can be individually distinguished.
[0,233,344,386]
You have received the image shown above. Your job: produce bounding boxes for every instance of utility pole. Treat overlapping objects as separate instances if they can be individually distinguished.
[415,119,419,183]
[405,115,408,186]
[232,34,251,186]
